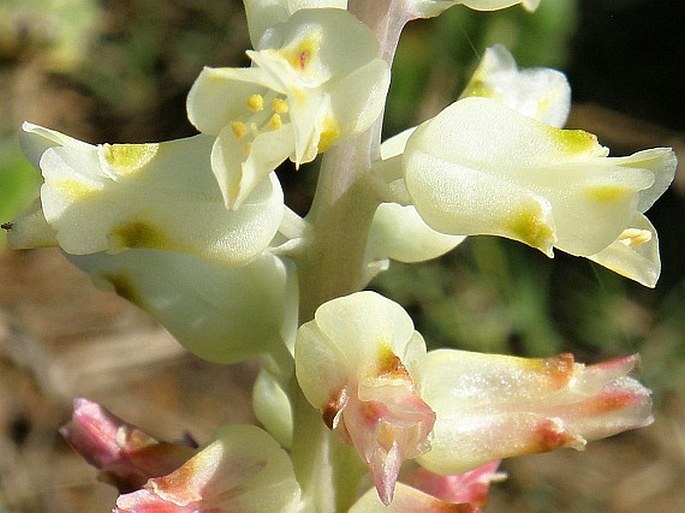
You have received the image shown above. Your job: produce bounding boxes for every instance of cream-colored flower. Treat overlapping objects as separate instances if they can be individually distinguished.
[460,44,570,127]
[416,351,652,475]
[187,8,390,210]
[11,123,283,267]
[297,292,653,507]
[243,0,348,47]
[408,0,540,18]
[295,291,435,505]
[402,97,677,286]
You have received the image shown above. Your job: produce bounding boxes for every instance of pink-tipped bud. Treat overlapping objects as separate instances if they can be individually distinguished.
[60,397,196,492]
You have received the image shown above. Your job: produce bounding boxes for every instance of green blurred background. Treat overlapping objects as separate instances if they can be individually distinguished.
[0,1,683,512]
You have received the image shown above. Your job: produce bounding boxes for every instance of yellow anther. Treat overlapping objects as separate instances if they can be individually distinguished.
[268,113,283,130]
[317,118,341,153]
[242,142,251,157]
[272,97,289,114]
[232,121,247,138]
[247,94,264,112]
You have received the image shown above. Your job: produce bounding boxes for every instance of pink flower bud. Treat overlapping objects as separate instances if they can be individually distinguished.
[60,397,196,492]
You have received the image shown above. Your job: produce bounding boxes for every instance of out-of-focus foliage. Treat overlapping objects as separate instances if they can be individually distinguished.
[0,0,99,70]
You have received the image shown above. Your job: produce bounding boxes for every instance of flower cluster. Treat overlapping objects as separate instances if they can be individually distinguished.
[5,0,677,512]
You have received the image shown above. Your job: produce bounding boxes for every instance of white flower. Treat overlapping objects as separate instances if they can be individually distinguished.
[369,128,465,265]
[114,425,302,513]
[460,44,571,127]
[408,0,540,19]
[187,8,390,210]
[69,249,298,364]
[297,292,653,506]
[402,97,677,286]
[416,350,652,475]
[11,123,284,267]
[243,0,348,47]
[295,291,435,505]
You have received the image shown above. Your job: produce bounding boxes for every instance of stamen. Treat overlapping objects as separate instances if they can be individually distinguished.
[268,114,283,130]
[247,94,264,112]
[232,121,247,139]
[272,97,289,114]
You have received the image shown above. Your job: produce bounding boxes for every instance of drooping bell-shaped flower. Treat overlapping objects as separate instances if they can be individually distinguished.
[114,424,302,513]
[460,44,570,127]
[403,97,677,286]
[67,249,298,364]
[415,350,653,475]
[60,397,197,492]
[295,291,436,505]
[10,123,284,267]
[187,8,390,209]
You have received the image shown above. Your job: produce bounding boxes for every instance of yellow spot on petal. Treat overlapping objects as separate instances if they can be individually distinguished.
[54,179,100,200]
[100,143,158,176]
[585,184,632,203]
[281,34,321,71]
[460,79,494,99]
[527,353,576,389]
[272,97,289,114]
[506,199,556,254]
[246,94,264,112]
[268,113,283,131]
[109,220,168,250]
[317,118,341,153]
[554,129,599,155]
[242,142,251,157]
[375,341,410,380]
[232,121,247,139]
[618,228,652,248]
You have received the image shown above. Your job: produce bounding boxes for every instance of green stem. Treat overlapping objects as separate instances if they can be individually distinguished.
[290,379,367,513]
[288,4,411,508]
[298,138,381,322]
